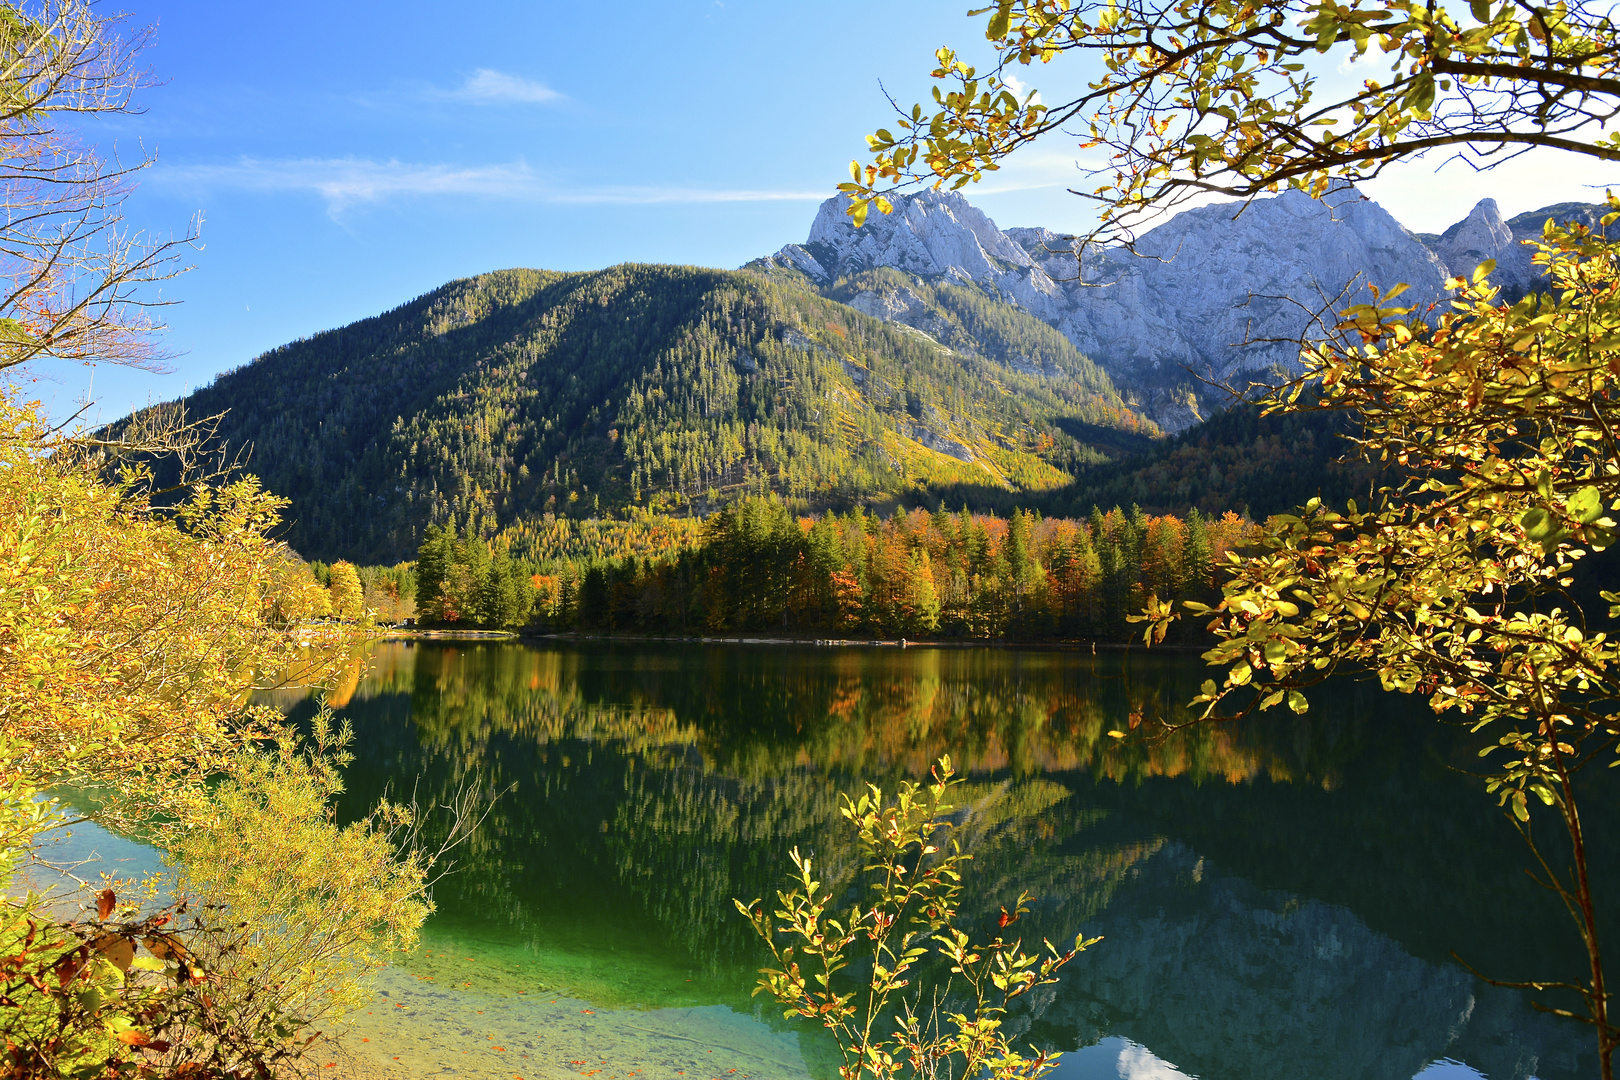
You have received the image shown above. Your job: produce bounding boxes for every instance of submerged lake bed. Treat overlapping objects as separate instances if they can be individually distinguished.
[289,641,1606,1079]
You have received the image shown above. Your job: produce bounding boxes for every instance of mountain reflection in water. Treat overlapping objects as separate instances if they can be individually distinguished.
[303,641,1604,1080]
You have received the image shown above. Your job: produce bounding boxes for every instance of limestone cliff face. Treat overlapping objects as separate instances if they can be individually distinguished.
[806,189,1041,280]
[763,188,1450,430]
[757,187,1604,432]
[1423,197,1613,300]
[1064,186,1450,390]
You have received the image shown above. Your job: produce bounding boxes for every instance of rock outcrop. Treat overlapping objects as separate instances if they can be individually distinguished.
[1423,198,1614,300]
[756,187,1606,431]
[1430,198,1524,286]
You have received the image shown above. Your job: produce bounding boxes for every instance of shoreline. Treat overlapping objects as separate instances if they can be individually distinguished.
[370,628,1207,652]
[369,629,521,642]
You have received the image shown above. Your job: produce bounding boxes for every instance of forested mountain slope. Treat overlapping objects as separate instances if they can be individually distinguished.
[143,263,1151,563]
[1044,403,1378,520]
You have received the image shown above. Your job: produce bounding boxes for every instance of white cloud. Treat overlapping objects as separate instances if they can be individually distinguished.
[448,68,563,105]
[163,158,537,213]
[158,157,828,215]
[1002,73,1042,107]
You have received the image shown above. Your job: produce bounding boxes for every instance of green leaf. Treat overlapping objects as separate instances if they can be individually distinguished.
[1570,485,1603,524]
[1521,506,1559,541]
[1468,0,1491,20]
[986,0,1014,39]
[1471,258,1497,284]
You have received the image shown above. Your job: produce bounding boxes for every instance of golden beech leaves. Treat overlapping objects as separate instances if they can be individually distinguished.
[1131,208,1620,1068]
[0,388,430,1074]
[842,0,1620,243]
[0,393,356,827]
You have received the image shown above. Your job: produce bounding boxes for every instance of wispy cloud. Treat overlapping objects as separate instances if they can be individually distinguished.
[1336,41,1394,75]
[444,68,564,105]
[968,148,1109,195]
[159,157,828,215]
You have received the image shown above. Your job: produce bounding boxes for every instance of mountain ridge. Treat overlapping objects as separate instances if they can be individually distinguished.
[757,187,1608,430]
[139,262,1151,563]
[121,186,1608,564]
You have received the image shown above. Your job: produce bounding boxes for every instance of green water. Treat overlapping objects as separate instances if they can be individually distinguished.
[298,639,1606,1080]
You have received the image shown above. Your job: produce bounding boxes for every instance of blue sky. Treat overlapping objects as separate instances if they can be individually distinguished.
[22,0,1619,423]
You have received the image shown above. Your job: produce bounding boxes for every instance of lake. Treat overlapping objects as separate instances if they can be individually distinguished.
[261,638,1600,1080]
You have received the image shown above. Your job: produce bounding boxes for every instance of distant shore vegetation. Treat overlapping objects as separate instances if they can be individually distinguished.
[383,497,1257,642]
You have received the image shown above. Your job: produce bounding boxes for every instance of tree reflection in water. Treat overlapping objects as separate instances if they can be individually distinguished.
[298,641,1602,1080]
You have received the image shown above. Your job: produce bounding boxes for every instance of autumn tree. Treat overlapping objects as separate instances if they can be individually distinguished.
[0,392,433,1074]
[1134,224,1620,1074]
[0,4,435,1074]
[328,560,365,622]
[0,0,195,377]
[908,548,942,634]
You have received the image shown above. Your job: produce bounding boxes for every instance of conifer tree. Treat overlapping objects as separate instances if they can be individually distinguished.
[1006,509,1033,580]
[1181,508,1213,603]
[415,523,453,622]
[462,534,492,625]
[580,564,610,631]
[908,549,941,634]
[1070,524,1102,637]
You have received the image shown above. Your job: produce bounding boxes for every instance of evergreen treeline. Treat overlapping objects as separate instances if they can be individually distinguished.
[422,498,1256,641]
[819,267,1120,388]
[495,513,702,566]
[414,524,537,629]
[133,264,1153,564]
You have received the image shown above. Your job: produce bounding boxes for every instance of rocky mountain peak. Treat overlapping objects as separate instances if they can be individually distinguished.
[804,189,1036,280]
[1432,197,1524,284]
[752,185,1607,432]
[1442,197,1512,247]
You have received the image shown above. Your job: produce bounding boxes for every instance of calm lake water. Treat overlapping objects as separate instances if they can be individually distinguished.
[255,638,1604,1080]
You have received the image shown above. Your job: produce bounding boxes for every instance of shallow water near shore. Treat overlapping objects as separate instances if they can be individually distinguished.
[63,639,1613,1079]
